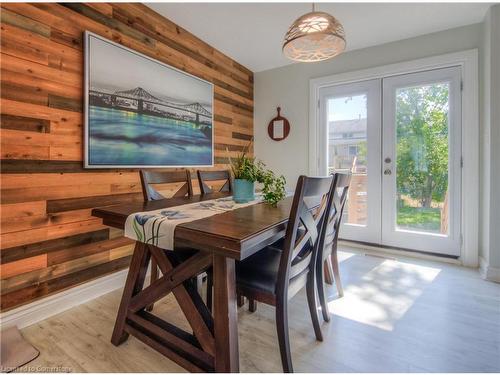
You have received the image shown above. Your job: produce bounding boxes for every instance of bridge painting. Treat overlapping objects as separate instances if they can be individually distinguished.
[89,86,213,134]
[85,32,214,168]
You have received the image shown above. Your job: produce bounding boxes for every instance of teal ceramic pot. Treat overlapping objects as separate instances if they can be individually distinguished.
[233,179,255,203]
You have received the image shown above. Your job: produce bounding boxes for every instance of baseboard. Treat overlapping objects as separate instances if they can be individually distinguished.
[339,240,462,265]
[479,256,500,282]
[0,268,130,330]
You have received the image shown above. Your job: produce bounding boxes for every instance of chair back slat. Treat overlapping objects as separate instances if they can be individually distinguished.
[277,175,333,299]
[319,173,351,262]
[140,170,193,201]
[197,170,232,194]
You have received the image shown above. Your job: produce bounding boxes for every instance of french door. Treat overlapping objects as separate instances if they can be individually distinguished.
[318,66,462,256]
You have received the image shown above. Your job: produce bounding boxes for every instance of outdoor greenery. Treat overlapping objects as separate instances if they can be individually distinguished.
[396,83,449,210]
[228,141,286,206]
[396,206,441,231]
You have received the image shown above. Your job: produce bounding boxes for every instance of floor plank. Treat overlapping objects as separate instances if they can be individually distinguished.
[17,247,500,372]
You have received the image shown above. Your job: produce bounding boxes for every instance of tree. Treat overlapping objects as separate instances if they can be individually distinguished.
[395,83,449,208]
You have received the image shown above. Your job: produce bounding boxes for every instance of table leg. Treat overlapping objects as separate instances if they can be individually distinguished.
[213,254,239,372]
[111,242,150,346]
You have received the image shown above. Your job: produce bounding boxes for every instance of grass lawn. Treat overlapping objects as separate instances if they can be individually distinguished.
[397,206,442,232]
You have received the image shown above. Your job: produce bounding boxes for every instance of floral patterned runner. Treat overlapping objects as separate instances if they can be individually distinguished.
[124,195,263,250]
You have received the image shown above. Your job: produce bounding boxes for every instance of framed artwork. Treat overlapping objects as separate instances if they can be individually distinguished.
[84,31,214,168]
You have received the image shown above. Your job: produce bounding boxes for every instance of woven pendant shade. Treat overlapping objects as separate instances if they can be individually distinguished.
[283,11,346,62]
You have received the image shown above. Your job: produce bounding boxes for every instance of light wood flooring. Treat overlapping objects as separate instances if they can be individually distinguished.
[17,247,500,372]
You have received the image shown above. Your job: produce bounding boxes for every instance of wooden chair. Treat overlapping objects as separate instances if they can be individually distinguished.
[140,170,193,201]
[317,173,351,322]
[139,170,208,311]
[197,170,232,194]
[235,175,333,372]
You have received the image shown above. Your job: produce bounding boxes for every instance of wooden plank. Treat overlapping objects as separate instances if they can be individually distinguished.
[1,172,140,189]
[108,243,135,261]
[1,143,50,160]
[0,7,50,37]
[1,184,113,204]
[0,254,47,279]
[214,114,232,125]
[48,94,82,113]
[47,236,133,265]
[0,218,105,249]
[232,132,253,141]
[49,146,82,161]
[1,4,81,37]
[2,246,115,293]
[0,35,49,66]
[0,81,48,106]
[0,208,94,234]
[0,255,131,310]
[0,114,50,133]
[1,53,81,88]
[1,98,82,126]
[0,229,110,264]
[1,69,81,99]
[46,192,144,213]
[0,129,81,149]
[86,3,113,17]
[215,94,253,114]
[50,28,83,51]
[0,22,81,71]
[0,201,47,220]
[0,160,136,174]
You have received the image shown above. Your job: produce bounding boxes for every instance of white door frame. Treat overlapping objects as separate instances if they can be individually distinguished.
[318,79,382,244]
[309,49,479,267]
[381,66,462,256]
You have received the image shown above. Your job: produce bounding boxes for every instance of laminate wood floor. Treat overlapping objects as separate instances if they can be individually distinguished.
[17,247,500,372]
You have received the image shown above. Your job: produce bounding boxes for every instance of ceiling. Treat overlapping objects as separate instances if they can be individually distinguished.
[147,3,491,72]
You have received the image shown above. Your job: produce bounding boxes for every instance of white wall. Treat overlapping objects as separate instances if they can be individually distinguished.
[480,9,492,265]
[481,4,500,277]
[255,22,500,271]
[489,5,500,272]
[254,23,483,188]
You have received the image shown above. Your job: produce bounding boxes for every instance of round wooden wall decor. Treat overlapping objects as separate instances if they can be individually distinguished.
[267,107,290,141]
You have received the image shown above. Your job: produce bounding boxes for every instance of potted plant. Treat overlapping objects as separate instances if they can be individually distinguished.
[228,142,286,206]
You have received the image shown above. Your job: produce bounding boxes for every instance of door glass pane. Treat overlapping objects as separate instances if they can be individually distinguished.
[395,82,449,235]
[328,94,367,226]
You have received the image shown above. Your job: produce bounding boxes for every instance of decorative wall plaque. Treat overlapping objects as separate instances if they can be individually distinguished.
[267,107,290,141]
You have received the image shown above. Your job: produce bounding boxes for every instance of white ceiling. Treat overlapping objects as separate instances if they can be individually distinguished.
[147,3,491,72]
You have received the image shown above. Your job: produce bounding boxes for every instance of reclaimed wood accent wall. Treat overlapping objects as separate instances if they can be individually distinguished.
[0,3,254,311]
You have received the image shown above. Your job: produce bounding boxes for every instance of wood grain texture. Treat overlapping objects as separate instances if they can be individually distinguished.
[0,2,254,311]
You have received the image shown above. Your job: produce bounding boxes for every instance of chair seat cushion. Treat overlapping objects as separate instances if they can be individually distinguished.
[236,246,282,295]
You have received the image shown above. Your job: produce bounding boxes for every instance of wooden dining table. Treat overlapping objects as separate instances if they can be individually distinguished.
[92,192,295,372]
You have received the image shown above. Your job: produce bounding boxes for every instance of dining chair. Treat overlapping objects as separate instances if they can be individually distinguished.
[316,172,351,322]
[140,170,193,201]
[139,170,209,311]
[235,175,333,372]
[197,170,232,194]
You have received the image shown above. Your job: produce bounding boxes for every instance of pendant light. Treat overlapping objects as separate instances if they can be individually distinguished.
[283,3,346,62]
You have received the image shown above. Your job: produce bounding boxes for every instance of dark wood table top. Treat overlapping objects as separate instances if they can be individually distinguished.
[92,192,294,260]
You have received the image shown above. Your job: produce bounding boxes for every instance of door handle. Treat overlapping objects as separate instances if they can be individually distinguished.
[384,169,392,175]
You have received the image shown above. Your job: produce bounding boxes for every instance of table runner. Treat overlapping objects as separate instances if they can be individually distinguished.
[124,195,263,250]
